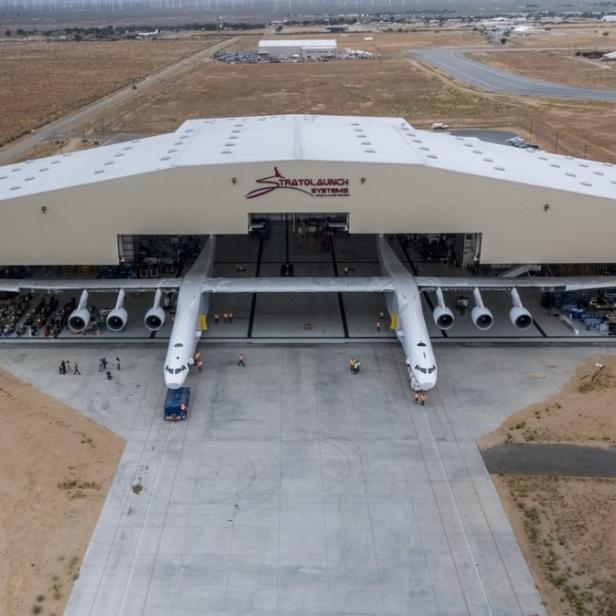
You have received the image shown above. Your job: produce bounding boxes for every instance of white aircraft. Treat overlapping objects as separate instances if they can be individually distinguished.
[136,29,160,39]
[2,234,616,392]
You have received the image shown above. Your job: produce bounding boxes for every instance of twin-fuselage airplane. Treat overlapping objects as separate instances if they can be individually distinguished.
[2,235,616,393]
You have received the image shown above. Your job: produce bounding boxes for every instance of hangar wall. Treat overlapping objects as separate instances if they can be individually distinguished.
[0,159,611,265]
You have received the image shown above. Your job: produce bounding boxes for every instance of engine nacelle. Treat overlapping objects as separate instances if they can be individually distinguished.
[144,289,165,331]
[107,307,128,332]
[433,305,455,330]
[472,307,494,331]
[471,287,493,331]
[509,289,533,330]
[510,306,533,330]
[145,307,165,331]
[106,290,127,332]
[68,290,90,333]
[432,287,455,330]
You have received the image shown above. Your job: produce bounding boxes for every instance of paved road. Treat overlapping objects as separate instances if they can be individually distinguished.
[0,37,239,165]
[413,48,616,102]
[482,442,616,477]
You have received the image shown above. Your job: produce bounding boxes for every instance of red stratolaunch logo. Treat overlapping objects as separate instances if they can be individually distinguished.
[245,166,350,199]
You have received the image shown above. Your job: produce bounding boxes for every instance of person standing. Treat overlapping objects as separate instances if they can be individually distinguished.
[223,312,229,324]
[66,359,71,372]
[420,391,428,407]
[376,320,381,332]
[59,361,66,375]
[115,357,121,371]
[228,312,234,324]
[106,371,113,380]
[238,353,246,367]
[414,391,420,405]
[101,357,108,371]
[74,362,81,375]
[214,313,220,324]
[194,351,203,373]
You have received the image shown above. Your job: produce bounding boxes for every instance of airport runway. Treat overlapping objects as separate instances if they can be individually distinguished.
[413,48,616,102]
[0,37,239,165]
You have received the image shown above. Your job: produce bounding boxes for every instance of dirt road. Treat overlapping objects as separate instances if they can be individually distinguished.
[0,36,238,165]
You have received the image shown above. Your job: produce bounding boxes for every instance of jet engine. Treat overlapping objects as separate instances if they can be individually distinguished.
[106,289,128,332]
[144,289,165,331]
[471,287,494,331]
[509,288,533,330]
[432,288,455,330]
[68,290,91,333]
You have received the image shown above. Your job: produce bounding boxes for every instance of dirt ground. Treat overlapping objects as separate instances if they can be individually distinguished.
[481,355,616,616]
[10,29,616,165]
[480,355,616,448]
[508,22,616,49]
[0,369,124,616]
[84,55,521,137]
[0,36,222,147]
[493,475,616,616]
[470,49,616,90]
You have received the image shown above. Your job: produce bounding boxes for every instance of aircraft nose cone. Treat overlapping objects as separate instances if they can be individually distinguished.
[164,376,183,390]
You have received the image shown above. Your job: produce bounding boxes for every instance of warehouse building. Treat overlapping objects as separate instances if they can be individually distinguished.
[257,39,337,60]
[0,114,615,266]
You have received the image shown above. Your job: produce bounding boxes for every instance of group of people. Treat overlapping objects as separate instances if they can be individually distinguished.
[213,312,234,324]
[349,358,361,374]
[58,359,80,375]
[58,356,122,380]
[414,391,429,406]
[99,356,121,380]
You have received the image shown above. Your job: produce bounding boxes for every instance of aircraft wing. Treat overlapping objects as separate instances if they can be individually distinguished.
[0,278,182,293]
[202,276,396,293]
[416,276,616,292]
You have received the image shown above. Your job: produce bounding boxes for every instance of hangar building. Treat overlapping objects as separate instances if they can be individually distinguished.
[257,39,337,60]
[0,114,615,266]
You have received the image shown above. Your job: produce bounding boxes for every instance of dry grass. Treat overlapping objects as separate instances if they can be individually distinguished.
[74,53,524,137]
[494,475,616,616]
[7,30,616,167]
[0,37,222,146]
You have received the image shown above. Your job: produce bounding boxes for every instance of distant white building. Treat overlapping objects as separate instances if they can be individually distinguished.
[257,39,337,61]
[602,15,616,22]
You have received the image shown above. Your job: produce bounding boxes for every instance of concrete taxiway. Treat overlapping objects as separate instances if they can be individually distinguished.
[1,343,607,615]
[413,48,616,102]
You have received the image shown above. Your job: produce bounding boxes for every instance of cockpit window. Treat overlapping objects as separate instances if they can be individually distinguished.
[174,343,184,348]
[417,342,427,347]
[174,368,181,374]
[427,366,436,374]
[165,366,173,374]
[414,364,428,374]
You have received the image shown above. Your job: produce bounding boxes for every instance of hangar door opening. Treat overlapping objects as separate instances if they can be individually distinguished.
[117,235,206,276]
[248,212,349,239]
[402,233,482,269]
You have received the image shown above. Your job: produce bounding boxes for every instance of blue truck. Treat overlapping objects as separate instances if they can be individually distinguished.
[164,387,190,421]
